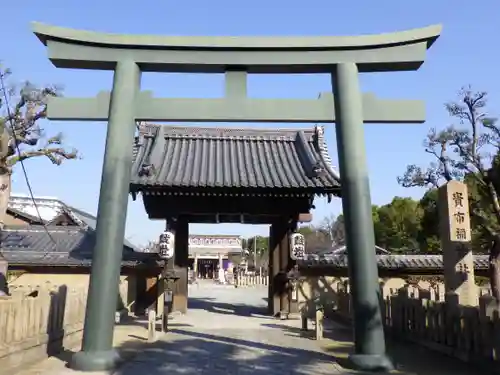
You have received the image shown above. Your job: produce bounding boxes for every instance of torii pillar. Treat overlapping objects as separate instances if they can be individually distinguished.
[72,60,140,370]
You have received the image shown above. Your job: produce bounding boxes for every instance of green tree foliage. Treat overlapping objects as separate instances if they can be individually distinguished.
[416,189,441,253]
[334,206,382,248]
[245,235,270,268]
[297,224,330,251]
[330,215,345,245]
[246,236,268,253]
[374,197,422,253]
[371,205,380,235]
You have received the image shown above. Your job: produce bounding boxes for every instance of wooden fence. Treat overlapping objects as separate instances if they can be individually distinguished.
[0,284,87,372]
[299,277,500,370]
[234,275,268,287]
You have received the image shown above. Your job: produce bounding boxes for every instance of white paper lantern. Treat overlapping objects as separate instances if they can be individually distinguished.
[290,233,306,260]
[158,231,175,259]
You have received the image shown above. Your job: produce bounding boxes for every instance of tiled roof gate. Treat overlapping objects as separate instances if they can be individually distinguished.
[130,124,341,195]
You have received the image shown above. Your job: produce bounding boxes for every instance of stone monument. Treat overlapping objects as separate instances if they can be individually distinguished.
[438,180,478,306]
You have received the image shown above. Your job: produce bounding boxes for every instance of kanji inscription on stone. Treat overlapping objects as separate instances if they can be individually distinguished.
[438,180,478,306]
[455,228,467,240]
[452,192,464,208]
[440,181,471,243]
[453,212,465,224]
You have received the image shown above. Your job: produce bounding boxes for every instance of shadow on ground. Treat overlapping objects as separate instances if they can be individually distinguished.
[261,322,353,342]
[259,322,485,375]
[188,297,270,318]
[52,320,195,370]
[52,317,485,375]
[118,315,195,331]
[112,327,484,375]
[114,328,344,375]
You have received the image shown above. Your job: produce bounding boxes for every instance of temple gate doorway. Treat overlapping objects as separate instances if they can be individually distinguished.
[187,234,243,280]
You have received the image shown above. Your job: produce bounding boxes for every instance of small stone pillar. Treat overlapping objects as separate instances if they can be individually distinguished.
[156,274,165,318]
[148,309,156,342]
[193,254,198,277]
[301,313,308,331]
[315,308,324,340]
[438,180,478,306]
[218,253,224,270]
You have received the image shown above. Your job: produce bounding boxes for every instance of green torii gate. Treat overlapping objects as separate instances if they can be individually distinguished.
[32,22,441,372]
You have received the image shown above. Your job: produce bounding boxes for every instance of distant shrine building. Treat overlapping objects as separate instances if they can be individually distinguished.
[188,234,242,278]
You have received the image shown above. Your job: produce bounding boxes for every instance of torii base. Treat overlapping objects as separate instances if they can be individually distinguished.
[347,353,394,373]
[70,349,122,372]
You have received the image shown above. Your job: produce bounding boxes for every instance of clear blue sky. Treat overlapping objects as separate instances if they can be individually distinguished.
[2,1,499,246]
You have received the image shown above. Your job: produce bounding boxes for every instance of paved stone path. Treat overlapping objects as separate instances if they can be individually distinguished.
[117,283,339,375]
[115,282,484,375]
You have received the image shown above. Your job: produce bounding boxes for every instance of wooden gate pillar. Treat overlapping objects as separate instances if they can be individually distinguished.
[279,221,290,315]
[268,218,288,317]
[278,218,299,317]
[268,221,279,316]
[171,217,189,314]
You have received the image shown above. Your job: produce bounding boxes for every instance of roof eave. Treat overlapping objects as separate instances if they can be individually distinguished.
[129,184,341,196]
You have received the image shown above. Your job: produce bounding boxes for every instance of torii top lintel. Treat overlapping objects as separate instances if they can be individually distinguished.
[32,22,441,73]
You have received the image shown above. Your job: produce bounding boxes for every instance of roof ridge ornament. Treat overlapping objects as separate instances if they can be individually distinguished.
[138,164,155,178]
[314,124,341,182]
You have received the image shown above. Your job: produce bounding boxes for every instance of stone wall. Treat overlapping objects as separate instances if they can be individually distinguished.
[299,276,498,367]
[0,285,87,373]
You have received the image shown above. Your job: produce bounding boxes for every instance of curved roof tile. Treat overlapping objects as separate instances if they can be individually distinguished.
[298,253,489,270]
[130,124,341,194]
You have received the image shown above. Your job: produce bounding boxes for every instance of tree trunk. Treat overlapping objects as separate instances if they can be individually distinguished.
[0,126,11,160]
[0,172,9,295]
[0,172,11,230]
[489,238,500,307]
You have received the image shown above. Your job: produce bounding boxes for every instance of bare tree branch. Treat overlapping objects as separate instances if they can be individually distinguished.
[0,67,75,168]
[0,65,79,231]
[399,86,499,214]
[397,164,442,188]
[7,147,78,166]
